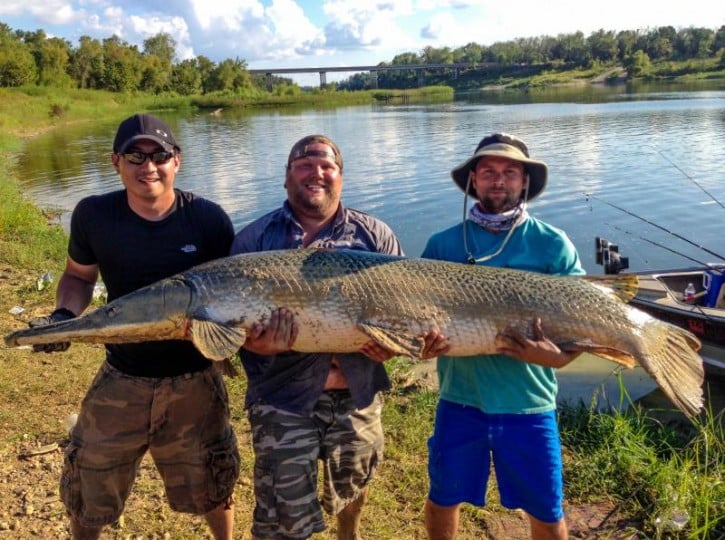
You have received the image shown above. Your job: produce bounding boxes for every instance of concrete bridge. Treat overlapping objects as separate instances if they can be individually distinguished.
[248,62,498,89]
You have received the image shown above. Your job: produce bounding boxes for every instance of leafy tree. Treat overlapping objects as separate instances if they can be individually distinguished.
[485,41,515,63]
[208,58,250,92]
[514,37,549,64]
[335,71,375,90]
[648,36,674,60]
[391,52,421,65]
[674,27,714,58]
[69,36,104,89]
[645,26,677,60]
[420,46,453,64]
[143,33,176,65]
[0,28,37,86]
[624,49,652,77]
[453,42,484,64]
[171,58,203,95]
[691,27,715,57]
[35,37,72,87]
[552,31,590,65]
[587,30,618,62]
[714,25,725,53]
[139,54,170,93]
[197,55,217,93]
[141,33,175,92]
[102,36,143,92]
[616,30,639,61]
[15,28,47,50]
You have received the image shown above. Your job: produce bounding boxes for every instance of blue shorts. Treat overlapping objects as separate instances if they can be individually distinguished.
[427,400,564,523]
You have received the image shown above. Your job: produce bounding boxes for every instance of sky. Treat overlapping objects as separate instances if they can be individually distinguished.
[1,0,723,85]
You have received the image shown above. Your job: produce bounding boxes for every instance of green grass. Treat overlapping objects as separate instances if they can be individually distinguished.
[559,400,724,538]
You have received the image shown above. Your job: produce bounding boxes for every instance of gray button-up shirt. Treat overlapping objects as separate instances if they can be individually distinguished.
[230,201,403,414]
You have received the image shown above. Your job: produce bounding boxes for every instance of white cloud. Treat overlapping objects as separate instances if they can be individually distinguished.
[189,0,264,32]
[266,0,324,58]
[182,0,327,63]
[416,0,475,9]
[83,6,124,38]
[420,12,456,41]
[0,0,81,25]
[320,0,411,51]
[128,15,193,60]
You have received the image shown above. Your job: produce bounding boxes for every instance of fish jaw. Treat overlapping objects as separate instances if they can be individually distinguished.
[4,278,193,347]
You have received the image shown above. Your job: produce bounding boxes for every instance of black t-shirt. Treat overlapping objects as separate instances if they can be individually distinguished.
[69,188,234,377]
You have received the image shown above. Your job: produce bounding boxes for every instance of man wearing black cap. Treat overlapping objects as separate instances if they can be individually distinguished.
[230,134,403,540]
[420,133,584,540]
[31,114,239,539]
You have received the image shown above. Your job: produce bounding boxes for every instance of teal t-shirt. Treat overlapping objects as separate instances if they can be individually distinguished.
[421,217,585,414]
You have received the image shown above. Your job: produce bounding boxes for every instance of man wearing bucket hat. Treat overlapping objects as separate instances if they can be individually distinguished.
[420,133,584,539]
[29,113,240,539]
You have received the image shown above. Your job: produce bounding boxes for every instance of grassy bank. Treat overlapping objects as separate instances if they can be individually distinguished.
[0,89,722,539]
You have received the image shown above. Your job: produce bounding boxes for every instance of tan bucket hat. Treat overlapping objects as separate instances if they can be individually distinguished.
[451,133,548,201]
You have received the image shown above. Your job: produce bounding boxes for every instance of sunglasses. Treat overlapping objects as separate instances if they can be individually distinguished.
[122,150,175,165]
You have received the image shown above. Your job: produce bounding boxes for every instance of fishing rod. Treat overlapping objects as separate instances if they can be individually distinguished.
[604,222,709,267]
[602,223,718,320]
[585,193,725,261]
[651,147,725,211]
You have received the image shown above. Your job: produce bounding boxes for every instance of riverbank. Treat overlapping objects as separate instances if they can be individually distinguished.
[0,90,722,538]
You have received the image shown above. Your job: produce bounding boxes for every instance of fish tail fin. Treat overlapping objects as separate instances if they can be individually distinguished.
[640,321,704,418]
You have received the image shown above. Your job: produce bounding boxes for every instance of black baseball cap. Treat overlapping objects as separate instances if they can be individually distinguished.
[113,114,180,154]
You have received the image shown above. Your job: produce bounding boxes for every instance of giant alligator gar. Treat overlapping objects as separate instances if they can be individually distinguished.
[5,249,704,416]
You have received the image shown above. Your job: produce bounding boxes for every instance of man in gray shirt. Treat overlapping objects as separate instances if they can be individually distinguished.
[231,135,401,540]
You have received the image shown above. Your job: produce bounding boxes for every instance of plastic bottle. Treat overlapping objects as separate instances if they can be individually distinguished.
[683,282,696,302]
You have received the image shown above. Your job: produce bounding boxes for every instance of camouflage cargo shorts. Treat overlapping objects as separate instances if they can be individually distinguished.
[248,390,384,539]
[60,361,240,527]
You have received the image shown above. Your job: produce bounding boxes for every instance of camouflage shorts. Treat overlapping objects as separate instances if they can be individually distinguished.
[248,390,384,539]
[60,361,240,527]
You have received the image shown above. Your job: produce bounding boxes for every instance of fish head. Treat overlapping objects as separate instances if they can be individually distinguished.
[92,277,193,338]
[4,277,193,347]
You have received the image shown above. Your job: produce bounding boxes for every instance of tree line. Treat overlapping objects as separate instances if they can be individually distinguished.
[339,26,725,89]
[1,21,723,94]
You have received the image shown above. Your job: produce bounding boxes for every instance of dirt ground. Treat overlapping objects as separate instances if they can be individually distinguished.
[0,264,697,539]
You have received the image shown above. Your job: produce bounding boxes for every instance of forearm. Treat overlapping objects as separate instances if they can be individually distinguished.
[55,273,95,316]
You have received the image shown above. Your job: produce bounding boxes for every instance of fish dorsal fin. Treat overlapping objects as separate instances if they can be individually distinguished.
[358,323,424,358]
[189,319,247,361]
[581,274,639,303]
[557,340,636,368]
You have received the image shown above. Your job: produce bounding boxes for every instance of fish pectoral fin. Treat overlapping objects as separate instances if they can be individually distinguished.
[358,323,424,358]
[558,340,636,368]
[189,320,247,361]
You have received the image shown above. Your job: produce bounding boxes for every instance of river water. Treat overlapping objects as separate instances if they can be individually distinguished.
[13,83,725,407]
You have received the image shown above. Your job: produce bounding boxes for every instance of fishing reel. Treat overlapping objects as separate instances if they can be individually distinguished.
[595,237,629,274]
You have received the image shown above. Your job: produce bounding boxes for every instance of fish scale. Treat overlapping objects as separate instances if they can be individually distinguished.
[5,248,704,417]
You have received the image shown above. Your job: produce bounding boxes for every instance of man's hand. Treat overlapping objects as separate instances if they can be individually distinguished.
[495,317,576,368]
[359,330,451,363]
[243,308,298,355]
[359,341,397,363]
[28,308,76,353]
[420,331,451,360]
